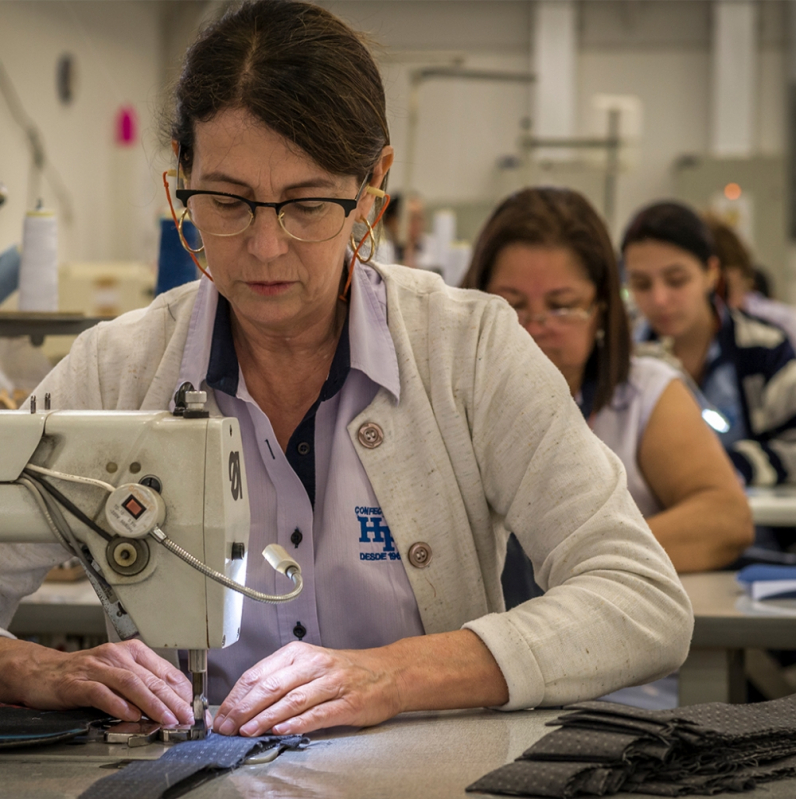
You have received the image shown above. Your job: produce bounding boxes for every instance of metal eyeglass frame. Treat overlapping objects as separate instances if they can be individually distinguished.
[516,304,596,327]
[174,176,370,244]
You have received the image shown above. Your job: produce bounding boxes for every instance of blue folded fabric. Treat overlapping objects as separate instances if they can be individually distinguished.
[737,565,796,600]
[155,217,199,297]
[738,565,796,583]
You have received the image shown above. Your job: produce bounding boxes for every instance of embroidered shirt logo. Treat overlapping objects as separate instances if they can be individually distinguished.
[356,506,401,561]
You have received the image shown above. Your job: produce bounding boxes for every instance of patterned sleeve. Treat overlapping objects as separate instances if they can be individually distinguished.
[730,312,796,486]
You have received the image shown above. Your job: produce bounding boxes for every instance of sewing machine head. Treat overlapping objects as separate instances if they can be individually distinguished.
[1,390,303,741]
[1,403,251,649]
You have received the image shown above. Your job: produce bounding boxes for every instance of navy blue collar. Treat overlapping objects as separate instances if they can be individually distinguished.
[206,295,351,401]
[206,295,238,396]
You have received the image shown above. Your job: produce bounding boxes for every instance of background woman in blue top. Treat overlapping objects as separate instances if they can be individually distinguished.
[623,201,796,487]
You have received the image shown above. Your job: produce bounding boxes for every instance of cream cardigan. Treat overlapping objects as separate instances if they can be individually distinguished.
[1,263,692,710]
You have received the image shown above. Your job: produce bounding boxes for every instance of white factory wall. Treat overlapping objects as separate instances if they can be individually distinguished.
[0,1,167,264]
[323,0,535,206]
[325,0,788,242]
[577,45,786,239]
[0,0,790,264]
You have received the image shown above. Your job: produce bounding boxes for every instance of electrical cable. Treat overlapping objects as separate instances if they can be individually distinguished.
[17,472,141,640]
[25,463,115,493]
[16,475,73,552]
[19,468,302,604]
[18,475,104,585]
[23,468,112,541]
[149,527,304,604]
[20,472,101,569]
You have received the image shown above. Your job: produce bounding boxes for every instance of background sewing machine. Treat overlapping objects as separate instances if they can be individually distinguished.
[0,388,302,744]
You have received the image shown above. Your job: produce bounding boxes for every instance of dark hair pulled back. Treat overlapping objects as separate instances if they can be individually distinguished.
[620,201,714,268]
[170,0,389,185]
[703,215,754,282]
[462,187,630,414]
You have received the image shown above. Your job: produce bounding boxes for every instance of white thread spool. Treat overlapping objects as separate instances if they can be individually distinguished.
[19,208,58,312]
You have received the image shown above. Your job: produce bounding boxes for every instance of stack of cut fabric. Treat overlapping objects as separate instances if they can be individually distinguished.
[467,695,796,797]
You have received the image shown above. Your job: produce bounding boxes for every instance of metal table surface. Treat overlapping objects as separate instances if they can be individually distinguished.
[679,571,796,705]
[0,312,112,346]
[10,579,105,638]
[3,707,796,799]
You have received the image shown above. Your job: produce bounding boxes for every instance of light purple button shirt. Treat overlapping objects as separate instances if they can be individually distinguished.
[175,263,425,702]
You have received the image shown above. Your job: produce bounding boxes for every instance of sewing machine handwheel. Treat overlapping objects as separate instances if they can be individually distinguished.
[106,535,150,576]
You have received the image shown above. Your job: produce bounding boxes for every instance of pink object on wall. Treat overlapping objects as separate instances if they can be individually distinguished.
[115,105,138,146]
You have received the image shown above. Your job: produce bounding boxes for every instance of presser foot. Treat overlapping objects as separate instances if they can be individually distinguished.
[158,706,212,742]
[102,719,162,747]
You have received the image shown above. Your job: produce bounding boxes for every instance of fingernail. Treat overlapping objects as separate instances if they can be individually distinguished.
[213,714,226,730]
[218,718,236,736]
[163,711,178,727]
[240,722,256,736]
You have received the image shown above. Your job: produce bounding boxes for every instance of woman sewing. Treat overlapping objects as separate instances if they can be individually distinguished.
[0,0,692,737]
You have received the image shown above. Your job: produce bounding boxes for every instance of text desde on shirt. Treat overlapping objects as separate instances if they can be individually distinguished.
[356,506,401,561]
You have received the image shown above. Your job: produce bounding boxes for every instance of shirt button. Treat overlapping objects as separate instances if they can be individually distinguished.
[290,528,303,548]
[358,422,384,449]
[408,542,432,569]
[297,441,311,456]
[293,622,307,640]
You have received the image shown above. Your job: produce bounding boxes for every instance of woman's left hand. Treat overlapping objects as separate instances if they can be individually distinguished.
[212,641,404,736]
[212,630,509,736]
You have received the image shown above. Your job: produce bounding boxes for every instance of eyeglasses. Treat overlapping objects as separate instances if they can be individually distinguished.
[174,176,369,244]
[514,305,596,328]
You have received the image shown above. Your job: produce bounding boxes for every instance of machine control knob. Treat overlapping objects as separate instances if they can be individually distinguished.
[105,483,166,539]
[183,390,209,419]
[231,542,246,560]
[113,541,138,566]
[185,390,207,411]
[106,536,150,577]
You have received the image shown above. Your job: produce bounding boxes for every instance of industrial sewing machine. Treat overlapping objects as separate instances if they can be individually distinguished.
[0,386,302,744]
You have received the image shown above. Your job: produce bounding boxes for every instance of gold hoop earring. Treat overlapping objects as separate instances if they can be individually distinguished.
[350,217,377,265]
[179,209,205,254]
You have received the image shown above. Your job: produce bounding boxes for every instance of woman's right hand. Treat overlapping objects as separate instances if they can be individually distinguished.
[0,638,193,726]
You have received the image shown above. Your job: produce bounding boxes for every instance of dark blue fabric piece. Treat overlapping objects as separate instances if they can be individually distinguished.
[468,694,796,797]
[0,707,111,748]
[78,733,308,799]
